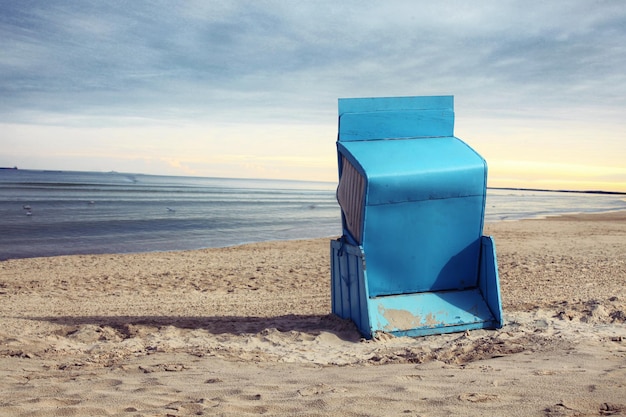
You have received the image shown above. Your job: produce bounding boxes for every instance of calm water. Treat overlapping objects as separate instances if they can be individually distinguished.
[1,169,625,260]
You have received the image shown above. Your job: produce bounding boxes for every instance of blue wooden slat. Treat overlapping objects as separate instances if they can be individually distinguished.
[339,110,454,141]
[479,236,504,327]
[338,95,453,115]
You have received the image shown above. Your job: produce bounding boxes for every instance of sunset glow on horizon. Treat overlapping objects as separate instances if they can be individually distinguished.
[1,2,624,193]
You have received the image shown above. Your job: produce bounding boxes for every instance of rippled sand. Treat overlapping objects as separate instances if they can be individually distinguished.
[1,212,625,416]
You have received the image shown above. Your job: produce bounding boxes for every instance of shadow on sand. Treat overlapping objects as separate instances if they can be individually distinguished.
[25,313,362,342]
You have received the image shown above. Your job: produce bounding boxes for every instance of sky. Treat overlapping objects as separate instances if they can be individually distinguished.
[1,1,625,192]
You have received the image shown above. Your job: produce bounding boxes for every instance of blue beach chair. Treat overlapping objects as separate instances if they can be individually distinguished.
[330,95,503,338]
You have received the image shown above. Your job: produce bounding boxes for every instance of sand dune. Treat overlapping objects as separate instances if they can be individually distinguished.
[1,212,625,416]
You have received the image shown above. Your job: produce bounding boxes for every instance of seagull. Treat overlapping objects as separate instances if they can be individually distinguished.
[167,207,176,213]
[22,204,31,210]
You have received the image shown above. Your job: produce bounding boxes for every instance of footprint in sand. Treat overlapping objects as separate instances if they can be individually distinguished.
[138,363,186,373]
[26,397,82,407]
[396,374,424,381]
[543,402,580,417]
[297,383,346,396]
[458,392,498,402]
[599,403,625,416]
[165,399,218,413]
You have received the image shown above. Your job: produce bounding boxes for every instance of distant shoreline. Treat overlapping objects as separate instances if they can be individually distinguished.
[488,186,626,196]
[3,168,625,195]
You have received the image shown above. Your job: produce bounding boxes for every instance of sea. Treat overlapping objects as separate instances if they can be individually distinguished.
[1,169,625,261]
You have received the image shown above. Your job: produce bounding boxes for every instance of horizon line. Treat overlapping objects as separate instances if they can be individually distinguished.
[3,167,625,195]
[488,186,626,196]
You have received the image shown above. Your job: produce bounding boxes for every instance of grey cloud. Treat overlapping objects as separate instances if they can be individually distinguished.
[0,0,625,125]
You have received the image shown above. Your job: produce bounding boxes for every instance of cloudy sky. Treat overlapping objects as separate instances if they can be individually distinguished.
[1,1,625,191]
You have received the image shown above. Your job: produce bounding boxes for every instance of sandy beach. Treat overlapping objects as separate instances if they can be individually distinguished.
[1,211,625,416]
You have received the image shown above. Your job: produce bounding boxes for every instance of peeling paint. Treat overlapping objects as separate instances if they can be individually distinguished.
[378,305,446,331]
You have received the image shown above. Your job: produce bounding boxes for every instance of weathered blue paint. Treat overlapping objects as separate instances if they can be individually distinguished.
[331,95,503,338]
